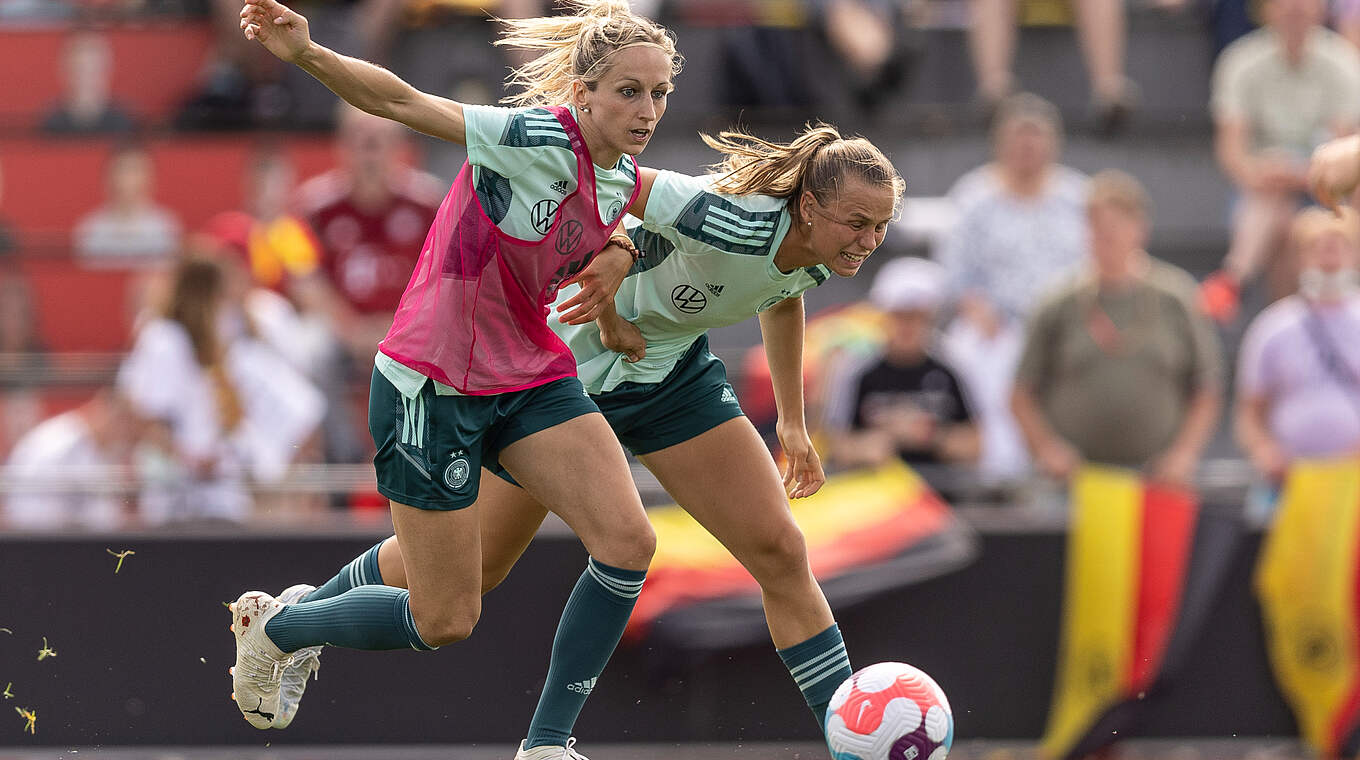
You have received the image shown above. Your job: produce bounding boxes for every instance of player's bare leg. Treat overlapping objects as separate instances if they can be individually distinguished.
[638,416,850,728]
[375,471,548,594]
[639,417,832,647]
[496,412,655,754]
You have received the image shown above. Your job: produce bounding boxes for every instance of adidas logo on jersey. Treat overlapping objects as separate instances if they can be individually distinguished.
[567,677,597,695]
[550,179,570,196]
[705,283,725,297]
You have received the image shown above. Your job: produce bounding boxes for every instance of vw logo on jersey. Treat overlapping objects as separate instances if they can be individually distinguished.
[531,199,561,236]
[606,200,624,224]
[555,219,584,256]
[671,284,708,314]
[444,453,471,491]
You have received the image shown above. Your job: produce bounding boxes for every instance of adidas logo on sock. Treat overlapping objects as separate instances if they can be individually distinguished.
[705,282,725,297]
[550,179,570,196]
[566,677,597,695]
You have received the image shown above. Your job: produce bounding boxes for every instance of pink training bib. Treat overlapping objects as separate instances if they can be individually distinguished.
[378,107,639,395]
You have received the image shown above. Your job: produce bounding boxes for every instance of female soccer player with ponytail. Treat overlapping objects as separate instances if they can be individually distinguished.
[229,1,680,757]
[297,123,904,739]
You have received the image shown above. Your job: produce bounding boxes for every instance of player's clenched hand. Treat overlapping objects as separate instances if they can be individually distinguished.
[777,422,826,499]
[597,311,646,363]
[240,0,311,63]
[557,244,632,325]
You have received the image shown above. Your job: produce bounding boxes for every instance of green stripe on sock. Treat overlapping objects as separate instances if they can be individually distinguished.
[524,558,646,750]
[777,624,853,733]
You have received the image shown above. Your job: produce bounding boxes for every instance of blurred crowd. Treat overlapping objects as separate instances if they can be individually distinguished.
[0,0,1359,530]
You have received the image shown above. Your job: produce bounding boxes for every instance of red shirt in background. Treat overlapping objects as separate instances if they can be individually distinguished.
[296,167,444,315]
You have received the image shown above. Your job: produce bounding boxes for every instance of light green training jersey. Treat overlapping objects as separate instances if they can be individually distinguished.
[377,104,638,397]
[552,170,831,395]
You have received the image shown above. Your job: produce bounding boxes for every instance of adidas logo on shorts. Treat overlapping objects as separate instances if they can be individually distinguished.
[567,677,597,695]
[720,387,738,404]
[550,179,570,196]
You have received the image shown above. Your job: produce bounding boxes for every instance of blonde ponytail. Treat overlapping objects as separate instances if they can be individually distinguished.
[497,0,682,107]
[704,122,905,219]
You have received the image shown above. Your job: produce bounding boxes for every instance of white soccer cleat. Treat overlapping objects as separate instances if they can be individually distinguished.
[515,737,590,759]
[229,591,290,729]
[271,584,322,729]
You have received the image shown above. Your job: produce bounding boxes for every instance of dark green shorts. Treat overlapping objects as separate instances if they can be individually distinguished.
[368,367,599,510]
[489,335,744,486]
[597,334,745,456]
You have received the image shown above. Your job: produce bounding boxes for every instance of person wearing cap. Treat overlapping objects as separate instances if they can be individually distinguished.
[1011,170,1222,486]
[824,256,980,483]
[1236,206,1360,486]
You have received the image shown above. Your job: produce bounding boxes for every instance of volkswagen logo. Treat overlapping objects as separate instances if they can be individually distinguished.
[671,284,708,314]
[555,219,584,256]
[531,199,561,236]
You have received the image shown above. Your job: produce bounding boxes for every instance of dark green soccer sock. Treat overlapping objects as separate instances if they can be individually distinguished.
[777,623,852,732]
[302,539,387,603]
[264,586,434,652]
[524,557,646,749]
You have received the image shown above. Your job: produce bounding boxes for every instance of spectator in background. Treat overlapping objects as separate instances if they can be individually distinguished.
[967,0,1135,133]
[179,0,406,129]
[1011,171,1222,487]
[1236,207,1360,487]
[191,212,320,374]
[0,157,16,258]
[0,274,43,356]
[3,390,138,531]
[41,31,137,136]
[74,144,181,267]
[292,107,440,464]
[818,0,911,113]
[294,105,441,364]
[0,274,46,401]
[1202,0,1360,324]
[936,93,1087,483]
[196,148,322,295]
[118,255,323,524]
[824,257,980,496]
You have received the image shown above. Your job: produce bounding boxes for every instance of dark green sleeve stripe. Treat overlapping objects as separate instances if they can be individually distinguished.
[627,227,676,276]
[475,166,513,225]
[499,108,572,150]
[805,266,828,285]
[673,193,782,256]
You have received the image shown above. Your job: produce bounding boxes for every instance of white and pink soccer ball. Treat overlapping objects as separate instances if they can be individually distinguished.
[824,662,954,760]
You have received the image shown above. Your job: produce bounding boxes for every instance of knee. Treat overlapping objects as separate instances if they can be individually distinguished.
[410,596,482,647]
[743,523,812,588]
[597,520,656,571]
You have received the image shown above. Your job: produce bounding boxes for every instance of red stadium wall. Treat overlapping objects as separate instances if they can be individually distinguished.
[0,24,213,129]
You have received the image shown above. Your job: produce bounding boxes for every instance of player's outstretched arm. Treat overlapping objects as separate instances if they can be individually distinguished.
[240,0,466,144]
[758,295,826,499]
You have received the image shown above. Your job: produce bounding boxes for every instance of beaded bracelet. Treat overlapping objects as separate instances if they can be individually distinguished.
[607,232,641,263]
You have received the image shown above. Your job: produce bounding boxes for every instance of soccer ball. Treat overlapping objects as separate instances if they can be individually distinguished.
[824,662,954,760]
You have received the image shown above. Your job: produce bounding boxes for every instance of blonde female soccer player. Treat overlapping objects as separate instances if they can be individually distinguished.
[228,1,681,757]
[294,123,904,738]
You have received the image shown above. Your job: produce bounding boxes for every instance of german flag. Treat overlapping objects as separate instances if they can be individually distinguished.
[625,460,975,646]
[1042,465,1241,760]
[1256,457,1360,758]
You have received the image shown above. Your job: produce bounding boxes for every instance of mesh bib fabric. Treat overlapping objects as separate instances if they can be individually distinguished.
[379,107,639,394]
